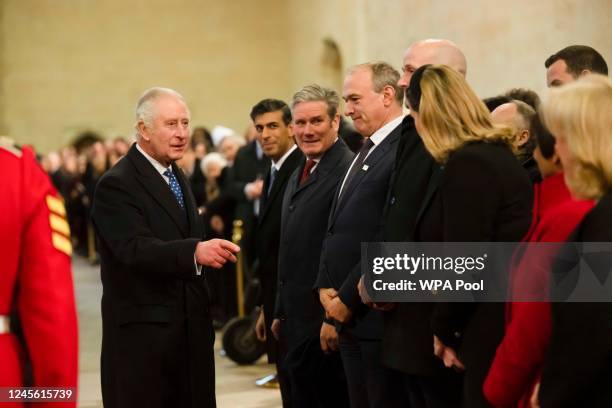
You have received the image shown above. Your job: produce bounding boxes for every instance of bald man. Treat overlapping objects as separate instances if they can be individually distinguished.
[378,39,466,407]
[491,100,541,183]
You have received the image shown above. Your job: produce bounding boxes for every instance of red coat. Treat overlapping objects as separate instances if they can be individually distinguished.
[483,173,594,407]
[0,141,78,407]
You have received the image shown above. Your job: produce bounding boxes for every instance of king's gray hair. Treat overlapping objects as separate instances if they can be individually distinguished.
[134,87,187,139]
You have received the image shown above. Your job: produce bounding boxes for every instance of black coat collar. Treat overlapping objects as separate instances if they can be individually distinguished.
[127,144,198,237]
[292,138,352,196]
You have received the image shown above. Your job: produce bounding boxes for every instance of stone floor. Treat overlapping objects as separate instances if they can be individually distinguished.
[73,256,282,407]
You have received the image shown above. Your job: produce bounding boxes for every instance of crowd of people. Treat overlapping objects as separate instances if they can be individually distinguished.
[37,104,364,328]
[245,41,611,408]
[1,38,610,408]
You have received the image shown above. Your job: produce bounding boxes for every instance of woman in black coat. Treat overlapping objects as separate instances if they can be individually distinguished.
[406,64,533,407]
[537,74,612,407]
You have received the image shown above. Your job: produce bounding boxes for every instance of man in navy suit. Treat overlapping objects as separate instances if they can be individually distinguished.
[251,99,303,406]
[315,62,404,408]
[275,84,354,407]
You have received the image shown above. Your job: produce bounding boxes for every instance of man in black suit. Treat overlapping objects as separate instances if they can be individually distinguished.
[251,99,303,406]
[315,62,404,408]
[274,84,354,407]
[91,87,240,408]
[359,39,468,408]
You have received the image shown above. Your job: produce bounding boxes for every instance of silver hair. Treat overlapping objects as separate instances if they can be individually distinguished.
[218,134,246,150]
[292,84,340,119]
[134,87,187,139]
[346,62,404,105]
[200,152,228,177]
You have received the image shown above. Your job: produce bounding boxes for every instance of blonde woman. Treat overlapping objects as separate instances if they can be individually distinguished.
[407,64,533,407]
[538,74,612,407]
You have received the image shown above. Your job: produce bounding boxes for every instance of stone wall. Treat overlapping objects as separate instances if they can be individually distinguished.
[1,0,610,152]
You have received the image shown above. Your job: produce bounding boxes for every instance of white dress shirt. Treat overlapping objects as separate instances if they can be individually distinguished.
[338,115,403,198]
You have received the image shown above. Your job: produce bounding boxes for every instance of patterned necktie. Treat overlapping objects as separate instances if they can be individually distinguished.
[299,159,316,185]
[163,169,185,209]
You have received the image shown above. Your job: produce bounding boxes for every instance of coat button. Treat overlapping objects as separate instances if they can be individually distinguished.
[289,205,295,212]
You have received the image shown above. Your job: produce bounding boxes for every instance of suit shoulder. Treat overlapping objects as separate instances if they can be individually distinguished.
[235,141,255,158]
[388,121,403,141]
[457,141,511,157]
[448,142,513,168]
[443,143,502,185]
[96,158,133,189]
[285,147,304,169]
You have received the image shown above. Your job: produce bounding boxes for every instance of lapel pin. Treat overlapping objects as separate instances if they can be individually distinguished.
[362,164,369,171]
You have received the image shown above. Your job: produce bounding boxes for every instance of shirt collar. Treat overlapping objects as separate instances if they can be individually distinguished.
[271,144,298,171]
[136,143,172,177]
[368,115,404,146]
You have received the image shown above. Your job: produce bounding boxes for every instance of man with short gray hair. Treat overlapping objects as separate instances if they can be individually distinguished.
[316,61,405,408]
[92,87,240,408]
[273,84,354,407]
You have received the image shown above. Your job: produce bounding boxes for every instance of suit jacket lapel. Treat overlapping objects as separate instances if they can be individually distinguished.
[128,145,189,237]
[259,148,302,224]
[385,116,416,206]
[260,166,272,212]
[292,140,351,206]
[332,126,399,221]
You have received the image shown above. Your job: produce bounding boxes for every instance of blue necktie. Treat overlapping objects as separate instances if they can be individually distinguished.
[163,169,185,209]
[267,167,277,196]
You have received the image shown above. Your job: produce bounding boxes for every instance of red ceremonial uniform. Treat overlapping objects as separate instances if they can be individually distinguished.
[0,139,78,408]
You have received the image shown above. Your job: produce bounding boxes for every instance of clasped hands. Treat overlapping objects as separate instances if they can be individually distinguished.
[357,276,395,311]
[318,288,352,323]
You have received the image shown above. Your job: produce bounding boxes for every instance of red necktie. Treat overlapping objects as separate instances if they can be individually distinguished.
[299,159,316,185]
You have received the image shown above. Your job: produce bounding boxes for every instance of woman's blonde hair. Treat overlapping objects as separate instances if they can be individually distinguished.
[541,74,612,199]
[409,64,514,162]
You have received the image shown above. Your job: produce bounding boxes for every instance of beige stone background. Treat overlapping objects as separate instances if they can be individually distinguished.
[1,0,610,153]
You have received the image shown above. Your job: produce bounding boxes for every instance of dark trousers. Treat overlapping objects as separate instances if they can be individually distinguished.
[281,319,350,408]
[275,331,292,408]
[288,348,349,408]
[338,332,403,408]
[398,370,463,408]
